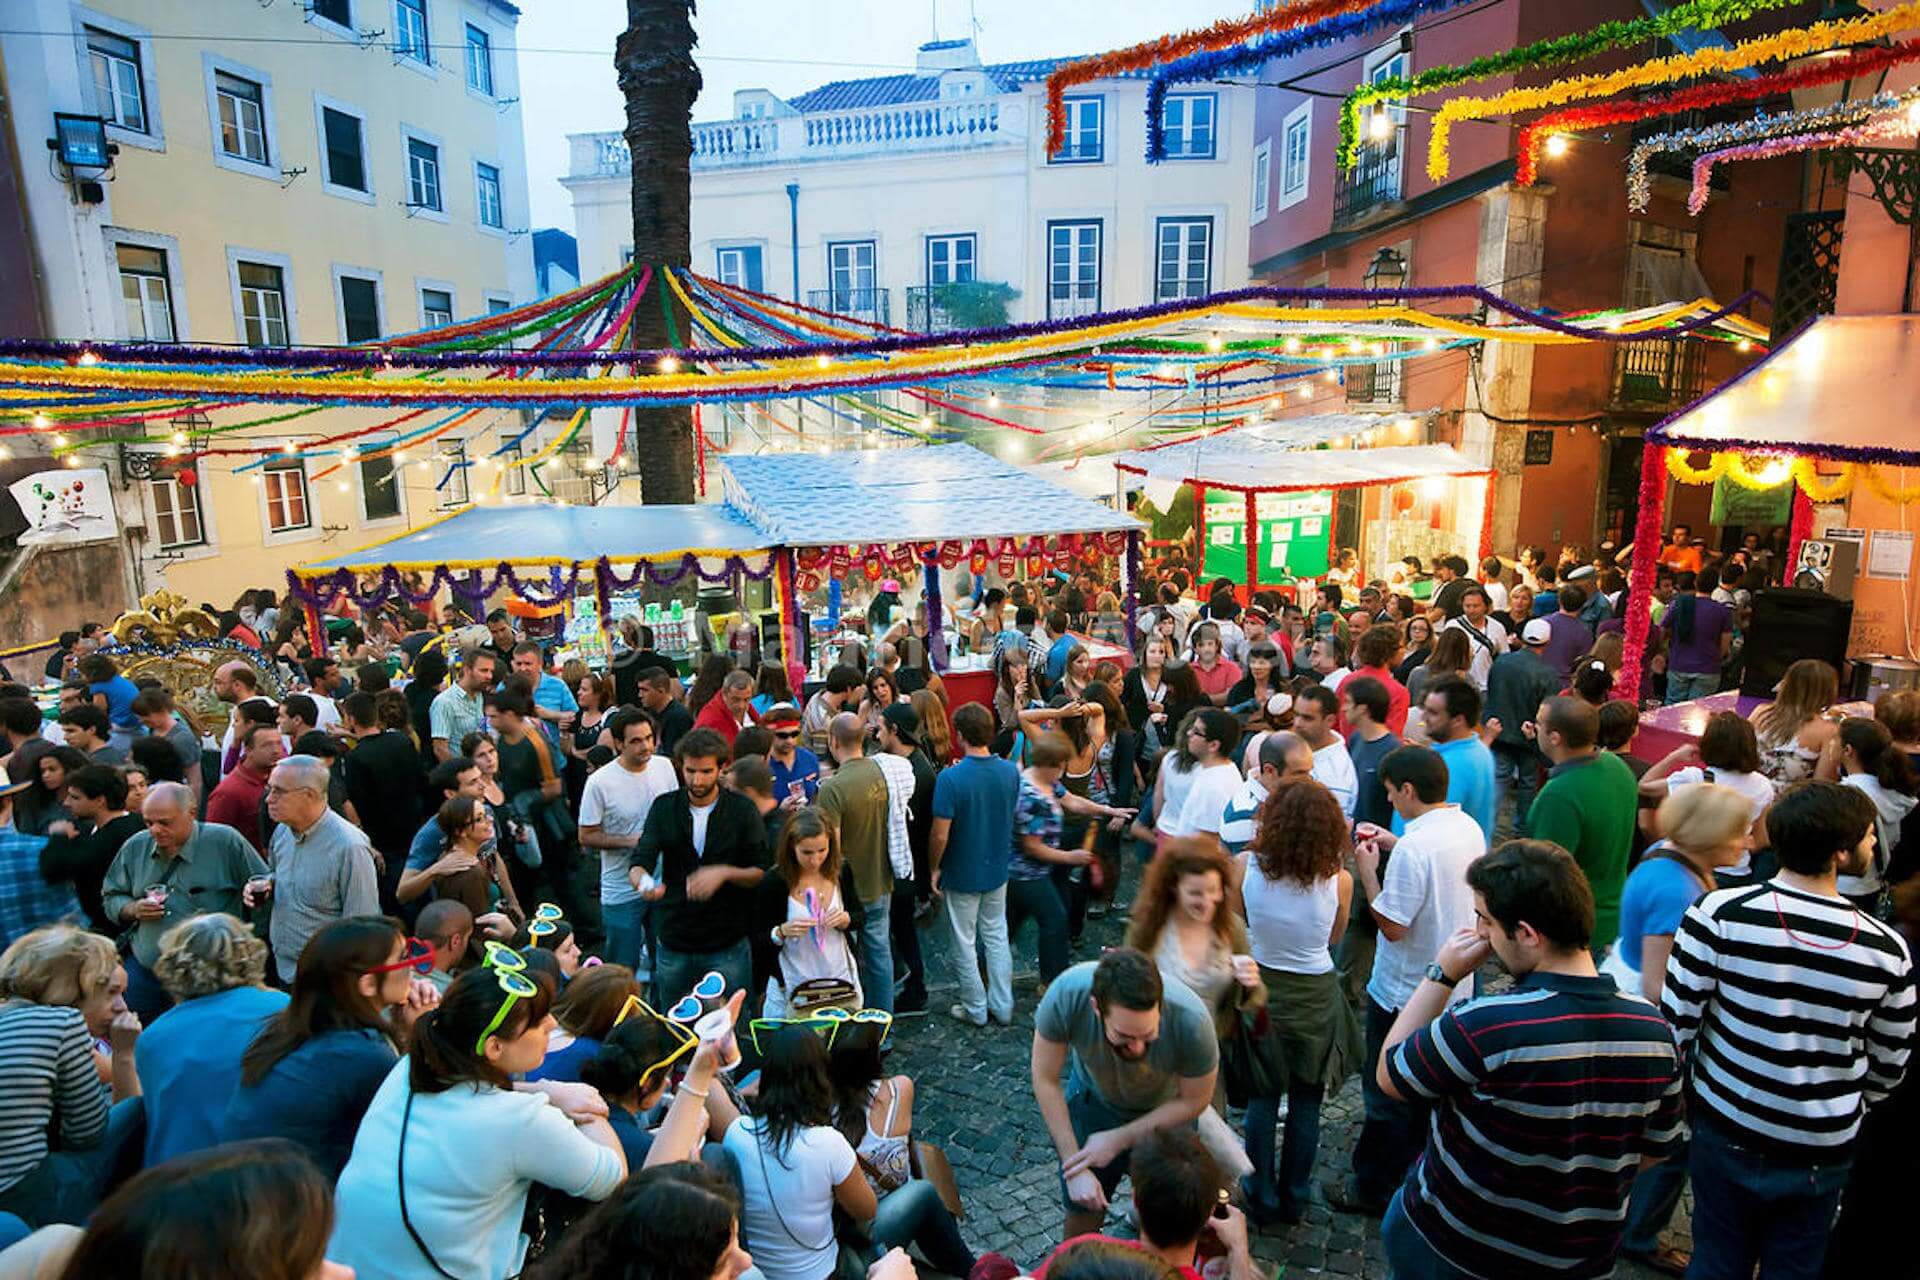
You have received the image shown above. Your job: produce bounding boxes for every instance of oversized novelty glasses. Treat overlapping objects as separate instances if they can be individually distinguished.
[526,902,566,940]
[366,937,436,976]
[611,993,700,1080]
[474,941,539,1055]
[747,1007,892,1057]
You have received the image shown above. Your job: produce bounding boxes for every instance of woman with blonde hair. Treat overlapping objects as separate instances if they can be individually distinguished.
[1752,658,1841,787]
[1606,784,1753,1003]
[0,926,135,1227]
[137,914,286,1168]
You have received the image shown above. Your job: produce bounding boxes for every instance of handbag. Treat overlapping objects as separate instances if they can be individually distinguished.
[1218,1001,1283,1110]
[788,976,860,1014]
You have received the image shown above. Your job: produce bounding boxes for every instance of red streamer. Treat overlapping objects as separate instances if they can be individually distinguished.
[1617,444,1669,702]
[1785,484,1814,582]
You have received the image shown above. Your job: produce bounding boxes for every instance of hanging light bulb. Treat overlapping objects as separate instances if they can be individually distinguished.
[814,354,832,370]
[1543,133,1571,159]
[1283,336,1301,354]
[336,480,349,493]
[1736,339,1754,353]
[1205,333,1224,353]
[1422,337,1439,352]
[30,414,49,430]
[164,442,182,457]
[657,355,680,374]
[343,447,359,462]
[53,433,70,447]
[987,393,1000,408]
[1324,369,1339,384]
[281,442,297,455]
[62,454,78,467]
[0,445,13,461]
[1368,109,1394,142]
[919,415,933,429]
[171,430,187,445]
[76,350,100,366]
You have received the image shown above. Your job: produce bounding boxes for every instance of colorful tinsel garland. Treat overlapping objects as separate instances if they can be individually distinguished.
[1691,109,1920,213]
[1616,443,1667,702]
[1663,449,1920,505]
[1337,0,1797,169]
[1430,2,1920,180]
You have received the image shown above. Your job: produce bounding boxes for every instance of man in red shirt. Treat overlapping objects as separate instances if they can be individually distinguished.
[692,669,756,746]
[205,721,282,854]
[1343,623,1410,736]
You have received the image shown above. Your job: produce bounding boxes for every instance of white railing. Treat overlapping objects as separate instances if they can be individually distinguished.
[570,99,1014,177]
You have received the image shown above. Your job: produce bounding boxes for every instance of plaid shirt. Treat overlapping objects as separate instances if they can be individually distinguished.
[0,827,82,951]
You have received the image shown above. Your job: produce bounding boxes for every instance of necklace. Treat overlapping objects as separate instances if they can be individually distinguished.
[1770,888,1861,951]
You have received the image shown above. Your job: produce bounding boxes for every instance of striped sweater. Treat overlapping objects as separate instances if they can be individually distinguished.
[1662,879,1915,1157]
[0,1003,109,1193]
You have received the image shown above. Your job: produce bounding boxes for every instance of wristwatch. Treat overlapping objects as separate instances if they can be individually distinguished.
[1424,962,1459,986]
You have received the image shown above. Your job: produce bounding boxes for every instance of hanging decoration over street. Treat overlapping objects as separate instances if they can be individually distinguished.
[1689,107,1920,214]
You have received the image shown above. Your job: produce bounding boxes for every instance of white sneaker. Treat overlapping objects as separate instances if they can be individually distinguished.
[947,1003,986,1028]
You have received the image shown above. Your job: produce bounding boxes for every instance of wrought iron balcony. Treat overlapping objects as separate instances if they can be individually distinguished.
[906,282,1016,333]
[1345,360,1402,407]
[805,287,890,325]
[1334,125,1405,229]
[1610,338,1706,410]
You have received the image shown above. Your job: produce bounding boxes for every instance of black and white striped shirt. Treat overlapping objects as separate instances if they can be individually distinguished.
[1662,879,1915,1157]
[0,1002,110,1192]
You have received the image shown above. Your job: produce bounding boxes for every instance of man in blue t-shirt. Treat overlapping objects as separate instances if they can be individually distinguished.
[760,704,821,804]
[930,702,1019,1026]
[1392,676,1496,842]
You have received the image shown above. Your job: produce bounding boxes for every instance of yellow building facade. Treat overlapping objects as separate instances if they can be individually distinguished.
[3,0,537,611]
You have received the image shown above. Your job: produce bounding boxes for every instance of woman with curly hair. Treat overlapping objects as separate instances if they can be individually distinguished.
[135,914,286,1168]
[1125,838,1262,1027]
[1234,780,1357,1225]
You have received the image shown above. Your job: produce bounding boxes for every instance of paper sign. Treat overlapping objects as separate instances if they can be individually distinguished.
[7,469,117,545]
[1867,530,1914,581]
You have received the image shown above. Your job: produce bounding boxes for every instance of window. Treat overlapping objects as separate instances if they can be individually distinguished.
[1052,96,1103,163]
[1161,93,1217,159]
[420,288,453,328]
[406,137,442,211]
[501,443,525,496]
[827,240,876,311]
[1364,43,1410,130]
[1251,139,1272,222]
[1047,220,1101,319]
[310,0,351,26]
[87,27,146,132]
[925,234,977,286]
[1280,102,1311,209]
[486,295,512,314]
[437,440,470,507]
[148,476,204,549]
[359,452,402,521]
[320,106,367,192]
[237,261,289,346]
[475,162,503,229]
[212,70,268,166]
[339,275,381,342]
[262,457,311,533]
[394,0,429,65]
[465,24,494,94]
[716,246,764,292]
[1155,218,1212,300]
[117,244,174,342]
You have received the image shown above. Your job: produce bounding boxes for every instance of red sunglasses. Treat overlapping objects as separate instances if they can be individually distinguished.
[366,937,436,975]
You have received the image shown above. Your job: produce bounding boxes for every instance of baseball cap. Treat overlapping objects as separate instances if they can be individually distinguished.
[1522,618,1552,645]
[881,702,922,740]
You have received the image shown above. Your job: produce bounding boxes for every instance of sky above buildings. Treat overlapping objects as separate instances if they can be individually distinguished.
[515,0,1248,230]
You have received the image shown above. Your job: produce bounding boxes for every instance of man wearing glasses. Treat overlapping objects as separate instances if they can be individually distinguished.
[249,755,381,983]
[760,704,819,806]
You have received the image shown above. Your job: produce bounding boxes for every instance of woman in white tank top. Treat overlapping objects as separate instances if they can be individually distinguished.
[1231,779,1358,1226]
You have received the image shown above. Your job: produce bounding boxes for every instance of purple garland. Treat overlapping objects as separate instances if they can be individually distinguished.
[923,562,947,673]
[289,554,774,612]
[0,287,1773,371]
[1123,530,1142,652]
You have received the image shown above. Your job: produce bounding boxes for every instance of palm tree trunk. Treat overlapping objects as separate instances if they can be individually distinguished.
[615,0,701,505]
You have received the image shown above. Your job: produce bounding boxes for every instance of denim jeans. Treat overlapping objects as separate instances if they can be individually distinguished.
[944,885,1012,1023]
[1490,744,1541,838]
[1381,1189,1476,1280]
[1245,1080,1325,1216]
[1621,1139,1688,1256]
[653,938,752,1011]
[856,894,894,1015]
[1666,670,1721,705]
[1006,875,1071,984]
[1685,1116,1852,1280]
[601,897,649,973]
[123,952,173,1027]
[889,880,926,1007]
[1352,996,1430,1205]
[871,1179,976,1277]
[0,1096,145,1228]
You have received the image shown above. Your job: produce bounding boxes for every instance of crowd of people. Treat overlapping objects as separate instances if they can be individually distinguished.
[0,521,1910,1280]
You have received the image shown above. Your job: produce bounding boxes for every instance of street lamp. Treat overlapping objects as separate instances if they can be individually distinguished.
[1364,247,1408,303]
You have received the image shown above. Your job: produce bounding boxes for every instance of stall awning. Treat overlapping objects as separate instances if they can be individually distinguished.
[1113,442,1490,504]
[1649,315,1920,464]
[294,502,772,574]
[721,443,1140,547]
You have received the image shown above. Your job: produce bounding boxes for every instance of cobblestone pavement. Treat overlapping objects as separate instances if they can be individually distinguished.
[888,865,1685,1278]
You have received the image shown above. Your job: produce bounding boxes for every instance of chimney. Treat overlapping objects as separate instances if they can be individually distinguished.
[916,38,981,72]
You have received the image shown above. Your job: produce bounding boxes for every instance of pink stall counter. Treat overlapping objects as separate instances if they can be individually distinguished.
[1630,692,1873,764]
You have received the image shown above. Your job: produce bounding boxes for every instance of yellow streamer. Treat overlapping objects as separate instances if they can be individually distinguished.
[1723,453,1794,490]
[1427,2,1920,179]
[1791,459,1855,503]
[1864,464,1920,505]
[1666,449,1725,486]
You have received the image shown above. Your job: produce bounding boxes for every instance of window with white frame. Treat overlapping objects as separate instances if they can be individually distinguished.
[501,443,525,496]
[827,241,877,311]
[420,288,453,328]
[1161,93,1217,159]
[237,261,289,346]
[475,162,503,229]
[464,24,494,94]
[148,475,204,549]
[486,295,512,314]
[1364,42,1410,130]
[261,457,311,533]
[437,439,470,507]
[406,137,442,212]
[87,27,147,132]
[1280,102,1311,209]
[117,244,175,342]
[716,246,764,292]
[359,451,402,521]
[1251,138,1272,222]
[1047,220,1101,319]
[320,105,367,193]
[1053,96,1103,163]
[214,70,268,164]
[925,234,976,285]
[1155,218,1212,300]
[394,0,430,65]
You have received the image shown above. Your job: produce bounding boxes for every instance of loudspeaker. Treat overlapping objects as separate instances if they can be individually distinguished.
[1739,587,1853,698]
[1793,538,1860,600]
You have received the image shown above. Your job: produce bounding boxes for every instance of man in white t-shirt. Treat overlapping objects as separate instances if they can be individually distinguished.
[578,707,677,972]
[1336,742,1485,1215]
[1442,586,1508,692]
[1293,686,1357,820]
[1169,708,1245,844]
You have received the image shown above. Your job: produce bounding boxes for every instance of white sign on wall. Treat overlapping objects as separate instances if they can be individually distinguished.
[8,469,118,546]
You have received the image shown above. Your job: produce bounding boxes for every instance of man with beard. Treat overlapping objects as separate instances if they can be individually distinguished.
[1031,946,1218,1239]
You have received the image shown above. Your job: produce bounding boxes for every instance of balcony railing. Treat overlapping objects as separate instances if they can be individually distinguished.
[1334,125,1406,229]
[1345,360,1402,407]
[806,287,890,325]
[1610,338,1706,409]
[571,99,1011,177]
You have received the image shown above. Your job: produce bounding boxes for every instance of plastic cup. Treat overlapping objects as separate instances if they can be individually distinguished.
[1231,954,1259,986]
[143,884,169,908]
[695,1007,742,1072]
